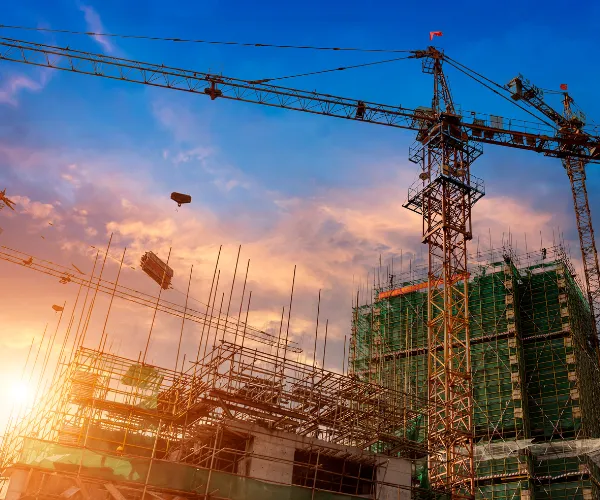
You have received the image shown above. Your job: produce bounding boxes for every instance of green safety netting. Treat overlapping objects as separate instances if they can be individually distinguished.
[121,364,164,390]
[352,258,600,497]
[17,438,366,500]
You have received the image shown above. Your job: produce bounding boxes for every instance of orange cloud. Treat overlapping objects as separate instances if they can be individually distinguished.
[11,195,57,221]
[0,141,581,435]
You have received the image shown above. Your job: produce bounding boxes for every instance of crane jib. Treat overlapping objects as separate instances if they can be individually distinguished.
[0,38,599,162]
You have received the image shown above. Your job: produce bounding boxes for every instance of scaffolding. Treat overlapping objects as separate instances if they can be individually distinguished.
[351,245,600,499]
[1,315,435,500]
[0,239,453,500]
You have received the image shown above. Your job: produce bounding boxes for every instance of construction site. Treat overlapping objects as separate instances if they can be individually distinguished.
[2,16,600,500]
[0,308,431,500]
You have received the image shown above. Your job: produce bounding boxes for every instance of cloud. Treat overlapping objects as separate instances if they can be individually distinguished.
[11,195,57,220]
[72,208,89,225]
[172,147,213,165]
[0,136,585,438]
[151,101,254,194]
[0,139,583,393]
[61,173,81,188]
[0,70,52,107]
[152,101,205,144]
[79,5,114,54]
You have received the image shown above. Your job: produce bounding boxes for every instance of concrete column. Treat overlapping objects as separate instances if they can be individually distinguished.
[238,432,296,500]
[376,457,412,500]
[4,468,29,500]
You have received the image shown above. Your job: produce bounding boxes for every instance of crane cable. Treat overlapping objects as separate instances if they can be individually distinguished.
[1,36,419,97]
[250,55,415,84]
[2,27,578,133]
[443,55,558,130]
[0,245,300,352]
[446,56,600,137]
[0,24,414,54]
[0,25,557,127]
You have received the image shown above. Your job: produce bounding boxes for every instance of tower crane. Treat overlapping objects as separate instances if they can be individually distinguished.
[2,37,600,500]
[507,75,600,349]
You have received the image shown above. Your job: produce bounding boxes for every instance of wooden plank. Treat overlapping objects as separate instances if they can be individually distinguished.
[215,396,235,420]
[104,483,127,500]
[75,478,90,500]
[146,492,166,500]
[60,486,80,499]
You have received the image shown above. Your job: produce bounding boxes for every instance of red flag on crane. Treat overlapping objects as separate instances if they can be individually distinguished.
[430,31,443,41]
[560,83,568,91]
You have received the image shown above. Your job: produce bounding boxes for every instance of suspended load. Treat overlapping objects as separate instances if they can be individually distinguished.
[171,192,191,207]
[140,251,173,290]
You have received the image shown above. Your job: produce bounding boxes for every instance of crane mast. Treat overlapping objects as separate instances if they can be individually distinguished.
[561,95,600,346]
[563,154,600,336]
[404,49,479,499]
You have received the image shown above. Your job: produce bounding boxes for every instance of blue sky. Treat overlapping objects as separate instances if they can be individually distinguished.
[5,0,600,201]
[1,0,599,426]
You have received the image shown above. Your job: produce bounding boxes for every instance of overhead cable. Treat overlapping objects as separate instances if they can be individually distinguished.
[0,24,414,54]
[443,57,557,129]
[250,55,414,84]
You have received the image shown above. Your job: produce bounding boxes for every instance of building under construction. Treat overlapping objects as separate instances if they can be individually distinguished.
[351,245,600,499]
[0,319,438,500]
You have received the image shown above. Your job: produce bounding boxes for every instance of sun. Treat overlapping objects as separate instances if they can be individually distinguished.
[8,380,33,406]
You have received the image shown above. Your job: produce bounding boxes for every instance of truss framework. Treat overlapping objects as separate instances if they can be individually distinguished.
[564,157,600,342]
[403,52,480,499]
[1,38,600,161]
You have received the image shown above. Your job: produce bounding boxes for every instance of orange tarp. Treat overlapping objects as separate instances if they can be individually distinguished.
[378,273,470,300]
